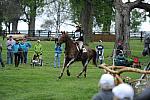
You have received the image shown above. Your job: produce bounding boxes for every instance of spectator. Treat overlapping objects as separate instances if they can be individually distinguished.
[20,39,26,64]
[135,87,150,100]
[95,40,104,64]
[21,38,31,64]
[112,83,134,100]
[34,40,42,64]
[116,42,123,56]
[92,74,115,100]
[54,43,62,68]
[115,51,127,66]
[12,39,21,67]
[0,43,5,67]
[6,36,15,64]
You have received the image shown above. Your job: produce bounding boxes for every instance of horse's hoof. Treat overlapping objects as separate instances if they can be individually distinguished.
[76,75,80,78]
[67,73,71,76]
[58,76,61,79]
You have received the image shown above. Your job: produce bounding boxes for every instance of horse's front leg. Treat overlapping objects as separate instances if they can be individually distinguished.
[66,58,75,76]
[77,59,89,78]
[58,57,68,79]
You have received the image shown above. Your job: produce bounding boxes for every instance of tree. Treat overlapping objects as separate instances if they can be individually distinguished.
[93,0,114,32]
[69,0,93,44]
[1,0,22,33]
[41,0,70,34]
[81,0,93,44]
[69,0,114,44]
[20,0,45,36]
[130,9,146,32]
[114,0,150,56]
[41,20,54,30]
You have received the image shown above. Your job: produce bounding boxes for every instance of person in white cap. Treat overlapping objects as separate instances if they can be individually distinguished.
[112,83,134,100]
[92,74,115,100]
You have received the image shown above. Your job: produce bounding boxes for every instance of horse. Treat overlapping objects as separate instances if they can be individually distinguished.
[57,31,97,79]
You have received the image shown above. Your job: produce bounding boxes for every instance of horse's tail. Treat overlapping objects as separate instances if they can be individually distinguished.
[92,49,97,67]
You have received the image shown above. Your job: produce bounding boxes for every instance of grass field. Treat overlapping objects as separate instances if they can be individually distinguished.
[0,37,149,100]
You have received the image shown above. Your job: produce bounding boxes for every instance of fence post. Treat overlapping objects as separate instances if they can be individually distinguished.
[39,30,40,37]
[48,31,50,38]
[140,31,143,42]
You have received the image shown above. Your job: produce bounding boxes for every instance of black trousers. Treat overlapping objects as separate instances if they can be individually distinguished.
[14,53,21,67]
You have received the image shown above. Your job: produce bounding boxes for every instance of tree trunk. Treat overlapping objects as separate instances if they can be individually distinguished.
[114,0,150,56]
[12,19,18,33]
[28,1,36,37]
[28,16,35,37]
[114,0,131,56]
[0,18,2,35]
[81,0,93,45]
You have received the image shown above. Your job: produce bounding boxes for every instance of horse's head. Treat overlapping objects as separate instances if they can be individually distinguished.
[58,31,69,45]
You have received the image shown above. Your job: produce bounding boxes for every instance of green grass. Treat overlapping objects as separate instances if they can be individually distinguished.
[0,37,149,100]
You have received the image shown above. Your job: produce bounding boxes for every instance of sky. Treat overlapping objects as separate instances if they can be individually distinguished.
[17,18,76,32]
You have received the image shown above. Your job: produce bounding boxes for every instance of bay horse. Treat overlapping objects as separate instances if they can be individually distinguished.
[58,31,97,79]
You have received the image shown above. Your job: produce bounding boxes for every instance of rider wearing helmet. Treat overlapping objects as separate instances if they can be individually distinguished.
[73,22,84,52]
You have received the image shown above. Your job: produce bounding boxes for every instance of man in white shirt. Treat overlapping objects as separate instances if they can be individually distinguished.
[6,36,15,64]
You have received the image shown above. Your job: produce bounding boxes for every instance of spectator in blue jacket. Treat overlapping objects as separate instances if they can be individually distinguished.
[20,40,27,64]
[54,43,62,68]
[12,39,21,67]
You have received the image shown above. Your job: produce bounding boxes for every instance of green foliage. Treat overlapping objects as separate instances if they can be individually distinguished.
[69,0,84,23]
[69,0,114,32]
[130,9,146,32]
[20,0,45,17]
[93,0,114,32]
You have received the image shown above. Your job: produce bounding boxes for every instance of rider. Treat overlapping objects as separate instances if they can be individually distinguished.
[95,40,104,64]
[73,22,84,52]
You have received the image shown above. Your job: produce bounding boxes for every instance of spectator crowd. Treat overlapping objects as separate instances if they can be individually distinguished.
[92,74,150,100]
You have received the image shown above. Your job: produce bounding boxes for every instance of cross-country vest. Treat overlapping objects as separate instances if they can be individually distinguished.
[96,45,104,56]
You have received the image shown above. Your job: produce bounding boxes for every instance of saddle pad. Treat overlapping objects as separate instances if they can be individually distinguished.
[83,48,87,52]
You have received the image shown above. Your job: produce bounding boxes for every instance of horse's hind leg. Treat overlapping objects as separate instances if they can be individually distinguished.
[84,66,87,78]
[77,60,89,78]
